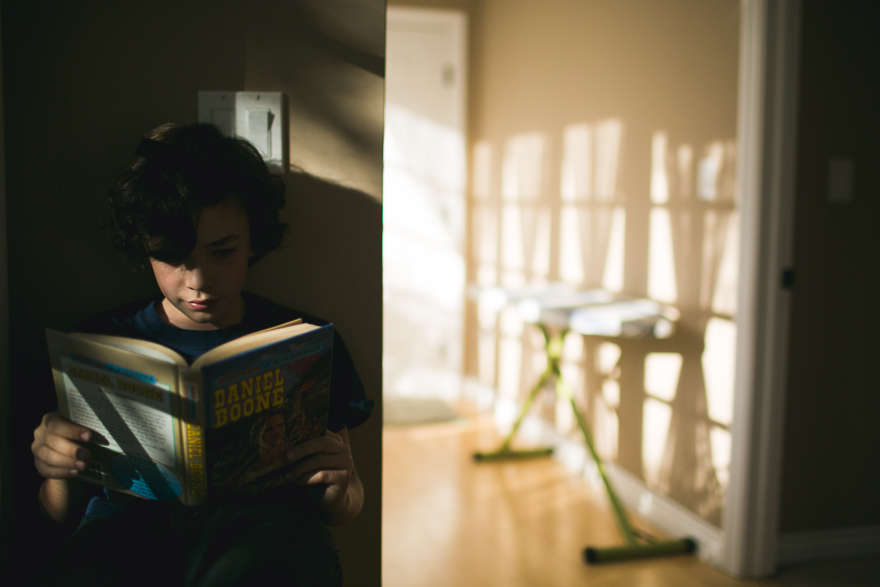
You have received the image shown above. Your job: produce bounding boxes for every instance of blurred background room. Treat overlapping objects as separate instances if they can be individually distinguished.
[381,1,880,586]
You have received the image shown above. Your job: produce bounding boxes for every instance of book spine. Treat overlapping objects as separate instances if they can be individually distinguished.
[179,369,208,506]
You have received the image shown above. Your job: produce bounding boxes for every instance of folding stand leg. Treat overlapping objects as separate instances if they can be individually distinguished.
[473,323,696,562]
[472,326,561,461]
[554,364,696,563]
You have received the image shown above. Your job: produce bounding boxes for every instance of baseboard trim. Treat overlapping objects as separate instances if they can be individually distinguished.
[494,405,725,566]
[778,526,880,565]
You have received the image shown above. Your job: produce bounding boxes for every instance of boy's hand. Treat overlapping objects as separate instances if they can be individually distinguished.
[285,428,363,525]
[32,412,92,479]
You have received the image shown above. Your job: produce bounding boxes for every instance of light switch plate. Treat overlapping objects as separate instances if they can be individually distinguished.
[198,91,286,173]
[236,92,284,173]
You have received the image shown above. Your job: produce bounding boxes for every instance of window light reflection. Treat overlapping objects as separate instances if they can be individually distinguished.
[702,317,736,426]
[642,397,673,487]
[648,207,678,303]
[644,353,683,402]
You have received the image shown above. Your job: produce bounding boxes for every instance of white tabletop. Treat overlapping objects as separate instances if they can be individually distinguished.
[472,284,679,339]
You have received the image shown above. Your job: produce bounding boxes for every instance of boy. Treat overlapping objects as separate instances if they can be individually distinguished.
[31,123,372,586]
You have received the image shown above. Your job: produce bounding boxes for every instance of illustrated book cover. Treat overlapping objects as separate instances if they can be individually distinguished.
[46,320,333,505]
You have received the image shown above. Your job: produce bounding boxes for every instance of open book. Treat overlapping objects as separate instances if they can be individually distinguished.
[46,320,333,505]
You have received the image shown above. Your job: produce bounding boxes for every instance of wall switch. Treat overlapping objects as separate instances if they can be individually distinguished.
[828,158,854,203]
[236,92,284,173]
[198,91,286,172]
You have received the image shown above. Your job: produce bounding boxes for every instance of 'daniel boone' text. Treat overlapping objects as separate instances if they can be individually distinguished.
[213,368,284,428]
[186,423,206,497]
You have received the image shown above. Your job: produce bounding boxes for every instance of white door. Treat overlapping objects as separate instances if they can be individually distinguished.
[383,8,468,402]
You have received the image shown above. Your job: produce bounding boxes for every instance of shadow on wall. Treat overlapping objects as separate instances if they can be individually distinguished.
[468,121,738,527]
[7,168,382,587]
[1,2,385,584]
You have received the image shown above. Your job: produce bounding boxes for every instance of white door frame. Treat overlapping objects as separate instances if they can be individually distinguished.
[723,0,801,578]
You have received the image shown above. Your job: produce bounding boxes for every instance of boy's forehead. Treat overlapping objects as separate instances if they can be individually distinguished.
[194,200,250,243]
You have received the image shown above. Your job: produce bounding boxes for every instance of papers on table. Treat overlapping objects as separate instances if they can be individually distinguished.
[471,284,679,339]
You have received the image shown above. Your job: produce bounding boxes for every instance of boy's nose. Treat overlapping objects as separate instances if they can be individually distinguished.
[184,267,209,290]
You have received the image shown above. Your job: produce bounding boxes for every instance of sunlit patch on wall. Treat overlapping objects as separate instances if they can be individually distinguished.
[601,379,620,408]
[697,141,724,201]
[559,205,584,283]
[648,207,678,303]
[558,120,624,289]
[531,208,552,281]
[601,206,625,292]
[501,205,525,277]
[650,131,669,204]
[642,397,672,487]
[472,141,492,200]
[500,133,547,285]
[562,331,584,362]
[502,133,545,202]
[702,317,736,426]
[710,425,731,488]
[711,211,739,315]
[595,394,619,461]
[597,342,621,375]
[644,353,682,402]
[594,120,623,201]
[676,145,694,199]
[561,124,593,202]
[473,205,498,286]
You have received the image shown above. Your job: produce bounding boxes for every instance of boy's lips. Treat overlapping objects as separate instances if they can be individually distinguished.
[187,299,218,311]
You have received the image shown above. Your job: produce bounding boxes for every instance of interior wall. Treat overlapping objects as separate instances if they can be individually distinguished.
[0,3,9,560]
[0,2,383,584]
[391,0,740,527]
[779,0,880,534]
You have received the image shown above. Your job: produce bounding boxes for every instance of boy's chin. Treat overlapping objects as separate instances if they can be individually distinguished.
[171,304,229,329]
[161,296,243,329]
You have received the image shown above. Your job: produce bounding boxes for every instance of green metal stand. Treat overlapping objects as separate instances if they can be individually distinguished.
[473,325,696,564]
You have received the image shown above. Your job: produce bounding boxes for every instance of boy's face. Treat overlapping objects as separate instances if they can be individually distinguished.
[150,198,253,330]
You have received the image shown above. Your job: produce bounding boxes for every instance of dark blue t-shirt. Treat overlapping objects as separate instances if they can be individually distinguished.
[75,291,372,521]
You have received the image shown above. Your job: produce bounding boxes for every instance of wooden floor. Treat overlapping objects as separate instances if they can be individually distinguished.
[382,408,880,587]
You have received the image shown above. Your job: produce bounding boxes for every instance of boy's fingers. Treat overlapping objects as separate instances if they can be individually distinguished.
[44,413,91,441]
[286,432,346,462]
[285,452,353,483]
[45,433,90,462]
[37,463,82,479]
[297,469,349,486]
[34,444,84,473]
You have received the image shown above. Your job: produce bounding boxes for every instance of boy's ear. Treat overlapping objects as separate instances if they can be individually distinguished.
[248,248,255,258]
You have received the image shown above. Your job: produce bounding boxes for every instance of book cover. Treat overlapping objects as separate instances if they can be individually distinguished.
[47,322,333,504]
[201,324,333,494]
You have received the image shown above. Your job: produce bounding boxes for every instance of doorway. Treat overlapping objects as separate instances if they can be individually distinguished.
[383,8,469,416]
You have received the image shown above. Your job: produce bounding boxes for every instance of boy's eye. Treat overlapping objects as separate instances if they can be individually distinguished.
[213,248,236,257]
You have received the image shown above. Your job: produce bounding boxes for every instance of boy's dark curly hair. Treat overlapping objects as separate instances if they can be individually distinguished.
[109,122,286,268]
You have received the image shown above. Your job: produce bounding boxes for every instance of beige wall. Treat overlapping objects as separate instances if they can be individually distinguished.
[779,0,880,534]
[1,2,383,584]
[392,0,740,527]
